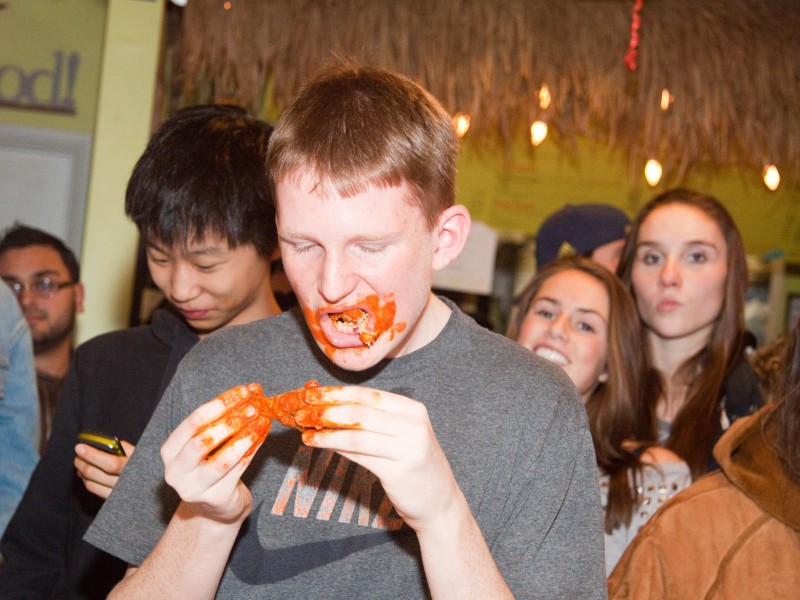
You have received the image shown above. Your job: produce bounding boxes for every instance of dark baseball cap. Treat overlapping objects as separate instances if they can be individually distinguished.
[535,203,631,268]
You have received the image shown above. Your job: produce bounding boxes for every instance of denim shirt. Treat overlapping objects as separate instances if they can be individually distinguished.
[0,282,39,537]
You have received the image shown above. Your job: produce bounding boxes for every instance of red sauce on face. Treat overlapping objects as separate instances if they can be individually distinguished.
[304,294,407,358]
[362,294,399,340]
[303,305,337,358]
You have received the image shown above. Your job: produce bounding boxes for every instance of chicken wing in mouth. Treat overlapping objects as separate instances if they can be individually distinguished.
[330,308,378,346]
[196,380,324,458]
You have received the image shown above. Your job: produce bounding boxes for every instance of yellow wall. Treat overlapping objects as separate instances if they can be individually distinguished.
[0,0,105,133]
[78,0,164,344]
[458,138,800,262]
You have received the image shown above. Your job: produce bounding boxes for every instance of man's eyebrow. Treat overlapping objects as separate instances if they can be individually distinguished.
[278,227,320,239]
[32,269,63,278]
[2,269,63,280]
[354,234,394,243]
[144,240,166,252]
[146,241,227,256]
[185,245,227,257]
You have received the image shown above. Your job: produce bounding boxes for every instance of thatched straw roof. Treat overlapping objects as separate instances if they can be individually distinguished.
[165,0,800,188]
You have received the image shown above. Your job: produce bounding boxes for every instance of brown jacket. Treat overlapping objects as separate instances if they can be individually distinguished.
[607,404,800,599]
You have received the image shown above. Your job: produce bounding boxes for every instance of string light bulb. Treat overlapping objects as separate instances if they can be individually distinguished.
[538,85,551,110]
[530,120,548,146]
[763,164,780,191]
[644,159,663,187]
[660,88,674,111]
[453,112,470,138]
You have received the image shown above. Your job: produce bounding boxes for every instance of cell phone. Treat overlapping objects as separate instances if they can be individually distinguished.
[77,430,126,457]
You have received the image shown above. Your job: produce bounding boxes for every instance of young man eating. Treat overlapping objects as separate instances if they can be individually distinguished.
[87,64,605,599]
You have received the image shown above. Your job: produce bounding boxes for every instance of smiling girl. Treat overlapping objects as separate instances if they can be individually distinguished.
[617,188,763,479]
[508,256,691,574]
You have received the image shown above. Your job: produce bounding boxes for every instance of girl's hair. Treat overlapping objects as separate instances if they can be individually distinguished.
[765,320,800,483]
[508,256,655,531]
[617,188,749,479]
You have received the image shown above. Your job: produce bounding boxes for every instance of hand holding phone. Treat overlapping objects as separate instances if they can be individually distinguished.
[75,430,133,499]
[77,430,127,457]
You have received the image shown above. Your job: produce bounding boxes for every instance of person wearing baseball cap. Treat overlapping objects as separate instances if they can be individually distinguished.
[535,203,631,272]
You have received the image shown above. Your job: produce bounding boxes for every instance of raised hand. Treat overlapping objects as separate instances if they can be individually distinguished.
[160,395,267,525]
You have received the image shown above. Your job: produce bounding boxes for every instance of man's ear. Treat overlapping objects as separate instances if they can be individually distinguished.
[432,205,471,271]
[73,282,85,314]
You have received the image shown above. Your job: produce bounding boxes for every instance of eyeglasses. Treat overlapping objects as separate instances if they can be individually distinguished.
[2,276,75,299]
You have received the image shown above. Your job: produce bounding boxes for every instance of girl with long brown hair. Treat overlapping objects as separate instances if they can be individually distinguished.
[508,255,691,574]
[617,188,763,479]
[608,301,800,598]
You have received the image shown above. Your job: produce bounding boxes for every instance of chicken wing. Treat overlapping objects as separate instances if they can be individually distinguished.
[196,380,324,458]
[330,308,378,346]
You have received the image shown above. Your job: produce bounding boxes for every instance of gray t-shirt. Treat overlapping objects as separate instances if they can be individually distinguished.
[86,303,606,598]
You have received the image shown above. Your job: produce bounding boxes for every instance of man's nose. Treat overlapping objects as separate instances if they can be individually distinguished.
[17,285,38,308]
[318,251,357,303]
[169,265,200,302]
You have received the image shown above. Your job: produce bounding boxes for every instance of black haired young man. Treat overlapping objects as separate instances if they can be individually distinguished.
[0,105,282,599]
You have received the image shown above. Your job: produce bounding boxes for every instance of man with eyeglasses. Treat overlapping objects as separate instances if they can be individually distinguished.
[0,224,84,453]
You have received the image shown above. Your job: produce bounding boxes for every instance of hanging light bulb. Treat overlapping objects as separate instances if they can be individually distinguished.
[453,112,470,138]
[530,120,548,146]
[763,164,780,191]
[538,85,551,110]
[644,159,662,187]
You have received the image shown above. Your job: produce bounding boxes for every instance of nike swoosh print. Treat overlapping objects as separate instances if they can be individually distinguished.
[228,502,413,584]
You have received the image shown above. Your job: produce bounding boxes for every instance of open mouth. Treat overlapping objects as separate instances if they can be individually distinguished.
[330,308,378,346]
[534,346,569,366]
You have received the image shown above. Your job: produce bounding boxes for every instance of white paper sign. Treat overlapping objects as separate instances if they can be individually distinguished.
[432,220,498,295]
[0,124,90,257]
